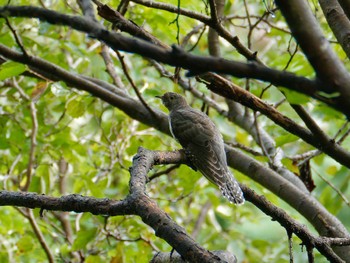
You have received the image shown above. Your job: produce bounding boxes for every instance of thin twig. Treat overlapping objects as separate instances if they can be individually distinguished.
[288,231,294,263]
[26,209,55,263]
[149,164,181,181]
[313,168,350,206]
[12,80,38,191]
[4,17,27,56]
[225,141,263,156]
[100,44,125,89]
[192,201,211,239]
[115,50,157,117]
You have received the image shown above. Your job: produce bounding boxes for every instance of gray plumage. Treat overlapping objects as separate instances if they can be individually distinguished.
[157,92,245,204]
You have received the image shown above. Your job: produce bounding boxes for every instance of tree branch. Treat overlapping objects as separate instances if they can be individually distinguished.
[0,148,347,262]
[1,5,345,114]
[275,0,350,116]
[0,45,349,260]
[2,6,350,170]
[319,0,350,58]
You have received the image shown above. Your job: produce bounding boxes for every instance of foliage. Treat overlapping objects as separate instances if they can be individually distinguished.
[0,0,349,262]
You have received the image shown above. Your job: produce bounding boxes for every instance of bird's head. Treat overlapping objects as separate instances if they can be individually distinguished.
[156,92,188,111]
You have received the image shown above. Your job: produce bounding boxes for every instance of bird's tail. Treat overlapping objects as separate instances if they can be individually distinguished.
[219,174,245,205]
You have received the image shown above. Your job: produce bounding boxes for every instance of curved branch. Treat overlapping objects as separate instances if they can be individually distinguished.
[1,5,344,114]
[129,0,259,62]
[95,2,309,193]
[275,0,350,116]
[0,148,226,262]
[0,45,349,252]
[241,185,345,263]
[225,145,350,261]
[201,73,350,169]
[0,148,347,262]
[2,7,350,169]
[129,148,223,262]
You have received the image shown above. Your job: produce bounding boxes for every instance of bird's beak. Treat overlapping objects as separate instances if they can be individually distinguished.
[155,95,162,99]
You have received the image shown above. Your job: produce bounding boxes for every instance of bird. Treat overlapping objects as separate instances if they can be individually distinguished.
[156,92,245,204]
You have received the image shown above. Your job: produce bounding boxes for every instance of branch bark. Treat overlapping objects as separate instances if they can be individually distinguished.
[319,0,350,58]
[0,45,349,261]
[0,148,347,262]
[1,5,345,114]
[275,0,350,116]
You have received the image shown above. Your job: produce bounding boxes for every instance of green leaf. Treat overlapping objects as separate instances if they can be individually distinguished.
[0,137,9,149]
[280,88,310,104]
[72,227,98,250]
[0,61,27,81]
[17,235,34,253]
[275,133,299,147]
[66,99,86,118]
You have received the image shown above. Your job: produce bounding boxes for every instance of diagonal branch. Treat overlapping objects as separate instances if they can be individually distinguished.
[0,45,349,252]
[1,5,345,114]
[318,0,350,59]
[0,148,348,262]
[275,0,350,116]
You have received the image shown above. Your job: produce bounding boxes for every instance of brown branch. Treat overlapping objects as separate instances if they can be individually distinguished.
[26,209,55,263]
[130,0,260,62]
[319,0,350,58]
[0,44,169,135]
[275,0,350,116]
[201,73,350,169]
[291,104,330,146]
[312,169,350,206]
[97,2,307,195]
[100,44,125,89]
[115,50,157,118]
[2,5,344,114]
[93,2,350,175]
[226,145,350,261]
[151,250,237,263]
[128,148,223,262]
[149,164,181,181]
[4,17,27,56]
[11,80,38,191]
[0,148,347,262]
[0,45,349,257]
[241,185,345,263]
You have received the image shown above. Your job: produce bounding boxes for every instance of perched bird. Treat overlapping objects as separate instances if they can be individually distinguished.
[157,92,245,204]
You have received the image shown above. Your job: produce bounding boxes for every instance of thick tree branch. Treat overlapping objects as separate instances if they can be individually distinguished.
[0,148,347,262]
[241,185,345,263]
[129,148,223,262]
[319,0,350,58]
[338,0,350,20]
[0,149,226,262]
[2,7,350,170]
[0,45,349,255]
[202,73,350,169]
[275,0,350,116]
[1,5,344,114]
[129,0,259,62]
[97,2,309,193]
[225,145,350,261]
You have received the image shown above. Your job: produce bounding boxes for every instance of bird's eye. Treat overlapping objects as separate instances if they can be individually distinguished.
[170,96,174,100]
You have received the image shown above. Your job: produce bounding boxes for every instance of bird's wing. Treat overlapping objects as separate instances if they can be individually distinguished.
[169,108,217,147]
[186,138,227,185]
